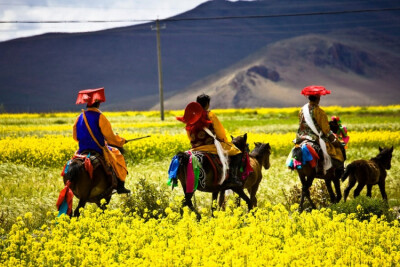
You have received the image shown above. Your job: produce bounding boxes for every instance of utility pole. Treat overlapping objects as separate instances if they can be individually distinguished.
[151,19,166,121]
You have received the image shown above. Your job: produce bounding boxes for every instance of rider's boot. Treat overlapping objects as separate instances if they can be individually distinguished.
[117,179,131,194]
[223,154,243,188]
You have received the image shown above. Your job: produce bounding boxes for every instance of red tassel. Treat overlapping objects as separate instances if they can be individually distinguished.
[84,157,93,179]
[56,181,74,216]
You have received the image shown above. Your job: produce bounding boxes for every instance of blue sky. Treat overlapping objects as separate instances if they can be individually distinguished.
[0,0,219,41]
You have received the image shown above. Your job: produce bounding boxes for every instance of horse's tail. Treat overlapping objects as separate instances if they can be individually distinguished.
[64,160,84,184]
[341,162,355,182]
[176,152,190,170]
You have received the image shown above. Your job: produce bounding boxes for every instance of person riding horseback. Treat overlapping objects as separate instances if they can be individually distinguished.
[73,87,131,194]
[295,85,344,175]
[176,94,243,188]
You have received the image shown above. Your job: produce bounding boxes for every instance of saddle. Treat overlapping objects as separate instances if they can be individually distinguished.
[63,150,117,189]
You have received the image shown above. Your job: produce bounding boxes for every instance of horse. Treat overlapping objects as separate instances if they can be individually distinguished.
[295,143,343,211]
[342,146,393,202]
[212,134,271,209]
[175,147,254,220]
[63,151,116,217]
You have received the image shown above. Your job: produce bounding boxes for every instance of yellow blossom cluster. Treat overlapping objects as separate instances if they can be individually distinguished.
[1,204,399,266]
[0,130,398,167]
[1,105,399,120]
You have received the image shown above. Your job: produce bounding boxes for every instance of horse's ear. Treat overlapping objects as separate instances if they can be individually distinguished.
[231,135,234,141]
[266,143,271,149]
[243,133,247,142]
[254,142,260,147]
[379,146,383,152]
[390,146,394,152]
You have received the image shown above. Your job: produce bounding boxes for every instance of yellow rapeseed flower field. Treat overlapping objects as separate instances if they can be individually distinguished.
[0,105,399,266]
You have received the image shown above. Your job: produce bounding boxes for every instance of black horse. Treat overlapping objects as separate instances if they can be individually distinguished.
[63,151,116,217]
[342,146,393,202]
[212,134,271,209]
[294,143,343,211]
[175,149,253,220]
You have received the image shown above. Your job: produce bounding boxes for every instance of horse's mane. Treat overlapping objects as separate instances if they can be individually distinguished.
[373,147,393,161]
[250,143,271,158]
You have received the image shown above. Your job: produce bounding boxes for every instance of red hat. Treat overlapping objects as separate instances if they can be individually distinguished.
[301,85,331,96]
[76,87,106,105]
[176,102,203,125]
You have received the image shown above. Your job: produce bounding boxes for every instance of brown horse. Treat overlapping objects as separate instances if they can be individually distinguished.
[295,143,343,211]
[342,146,393,202]
[213,134,271,208]
[63,152,116,217]
[175,149,253,220]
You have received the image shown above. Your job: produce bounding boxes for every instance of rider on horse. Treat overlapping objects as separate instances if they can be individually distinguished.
[177,94,243,187]
[295,86,344,175]
[73,87,131,194]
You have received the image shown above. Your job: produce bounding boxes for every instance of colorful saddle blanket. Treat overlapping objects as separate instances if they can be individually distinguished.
[286,141,321,170]
[168,151,226,193]
[168,151,252,193]
[61,150,115,186]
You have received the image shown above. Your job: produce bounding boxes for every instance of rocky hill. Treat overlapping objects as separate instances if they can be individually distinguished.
[159,29,400,109]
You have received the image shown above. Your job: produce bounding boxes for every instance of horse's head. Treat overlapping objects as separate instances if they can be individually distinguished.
[250,142,271,170]
[377,146,394,170]
[231,133,248,152]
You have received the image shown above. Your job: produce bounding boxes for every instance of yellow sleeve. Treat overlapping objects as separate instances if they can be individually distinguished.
[72,116,79,142]
[314,107,331,136]
[208,111,228,142]
[99,114,126,147]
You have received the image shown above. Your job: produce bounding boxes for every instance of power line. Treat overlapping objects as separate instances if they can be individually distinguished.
[0,7,399,23]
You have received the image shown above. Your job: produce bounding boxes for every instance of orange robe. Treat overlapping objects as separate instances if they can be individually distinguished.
[188,111,241,156]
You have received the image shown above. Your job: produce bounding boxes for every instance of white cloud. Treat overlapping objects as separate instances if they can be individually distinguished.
[0,0,211,41]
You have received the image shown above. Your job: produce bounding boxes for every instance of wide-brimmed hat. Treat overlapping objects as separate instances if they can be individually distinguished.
[176,102,204,125]
[301,85,331,96]
[76,87,106,105]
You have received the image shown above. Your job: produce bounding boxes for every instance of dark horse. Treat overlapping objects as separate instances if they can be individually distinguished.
[213,134,271,208]
[175,147,254,220]
[295,143,343,211]
[342,146,393,202]
[63,151,116,217]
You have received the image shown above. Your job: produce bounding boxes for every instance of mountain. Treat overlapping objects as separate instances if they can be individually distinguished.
[159,29,400,109]
[0,0,399,112]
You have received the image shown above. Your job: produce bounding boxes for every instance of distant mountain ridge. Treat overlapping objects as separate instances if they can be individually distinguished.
[159,29,400,109]
[0,0,399,112]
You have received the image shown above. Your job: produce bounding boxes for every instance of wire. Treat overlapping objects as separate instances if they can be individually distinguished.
[0,7,399,23]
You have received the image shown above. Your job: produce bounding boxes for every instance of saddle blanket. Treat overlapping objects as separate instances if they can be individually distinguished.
[168,151,224,193]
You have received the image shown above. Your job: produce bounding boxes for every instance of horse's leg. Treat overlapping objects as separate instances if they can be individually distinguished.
[343,178,356,202]
[249,183,260,207]
[211,191,219,215]
[236,192,241,207]
[74,198,86,217]
[353,182,366,198]
[231,188,252,211]
[333,178,342,202]
[304,176,316,209]
[299,174,316,210]
[182,192,201,220]
[219,190,226,210]
[366,184,373,197]
[97,195,112,211]
[378,180,388,202]
[324,179,336,203]
[298,175,307,212]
